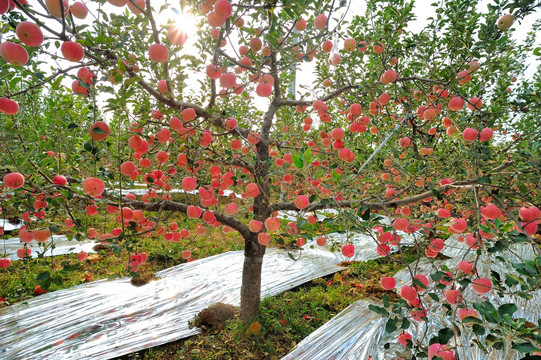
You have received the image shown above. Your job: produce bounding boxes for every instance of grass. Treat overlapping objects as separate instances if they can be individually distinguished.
[0,224,244,304]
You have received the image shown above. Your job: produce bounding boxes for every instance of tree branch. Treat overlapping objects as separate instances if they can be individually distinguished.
[10,62,98,97]
[144,0,174,98]
[270,177,481,212]
[277,76,446,107]
[63,176,252,239]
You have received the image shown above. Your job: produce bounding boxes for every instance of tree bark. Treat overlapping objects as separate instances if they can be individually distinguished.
[240,234,266,319]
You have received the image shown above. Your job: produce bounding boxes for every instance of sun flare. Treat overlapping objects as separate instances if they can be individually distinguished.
[171,10,199,42]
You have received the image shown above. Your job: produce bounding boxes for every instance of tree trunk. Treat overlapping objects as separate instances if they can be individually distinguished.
[240,234,266,319]
[239,94,276,319]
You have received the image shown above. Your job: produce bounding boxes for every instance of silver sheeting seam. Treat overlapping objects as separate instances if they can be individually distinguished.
[283,236,540,360]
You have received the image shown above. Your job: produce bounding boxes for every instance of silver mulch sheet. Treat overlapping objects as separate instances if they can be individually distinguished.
[0,218,23,233]
[0,248,343,360]
[281,301,386,360]
[0,218,415,360]
[283,236,541,359]
[1,235,97,261]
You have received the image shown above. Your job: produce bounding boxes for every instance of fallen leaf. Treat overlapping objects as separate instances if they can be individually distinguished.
[33,285,47,295]
[87,254,103,263]
[246,321,261,336]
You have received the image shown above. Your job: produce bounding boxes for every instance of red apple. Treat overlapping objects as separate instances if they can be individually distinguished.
[0,42,28,66]
[70,1,88,19]
[89,121,110,141]
[0,97,19,115]
[16,22,44,47]
[61,41,84,62]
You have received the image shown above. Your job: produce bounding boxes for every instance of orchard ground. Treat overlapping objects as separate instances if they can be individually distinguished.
[1,210,417,360]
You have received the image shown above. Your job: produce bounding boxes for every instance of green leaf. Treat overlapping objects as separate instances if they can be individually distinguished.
[385,319,397,333]
[512,342,539,353]
[463,316,483,325]
[84,142,93,152]
[92,127,107,134]
[124,76,142,87]
[112,244,122,255]
[17,152,32,168]
[303,147,313,165]
[401,318,411,330]
[413,278,428,290]
[9,76,21,88]
[358,205,370,221]
[438,328,453,345]
[67,123,79,129]
[432,189,443,200]
[430,271,444,282]
[117,59,127,73]
[4,118,14,129]
[53,275,63,286]
[488,241,508,253]
[108,273,121,281]
[472,324,485,336]
[382,293,389,308]
[478,176,491,184]
[292,155,304,169]
[369,304,388,316]
[498,303,517,317]
[37,271,50,282]
[512,233,528,244]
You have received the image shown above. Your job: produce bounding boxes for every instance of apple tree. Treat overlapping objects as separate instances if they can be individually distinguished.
[1,0,541,357]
